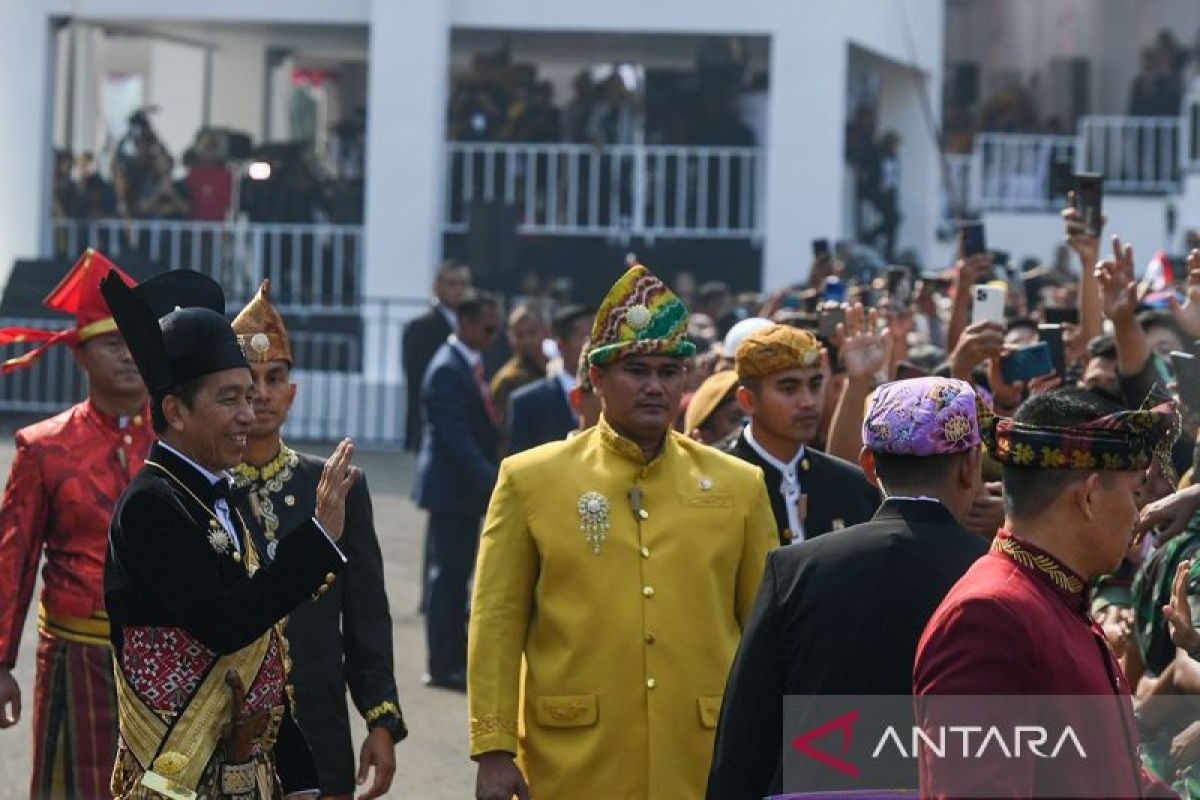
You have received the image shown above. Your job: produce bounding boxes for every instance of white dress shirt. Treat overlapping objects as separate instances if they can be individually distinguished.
[743,424,807,542]
[158,442,346,563]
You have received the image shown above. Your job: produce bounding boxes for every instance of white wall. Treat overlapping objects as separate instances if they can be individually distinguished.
[979,195,1172,274]
[208,35,267,140]
[0,5,54,274]
[146,40,205,159]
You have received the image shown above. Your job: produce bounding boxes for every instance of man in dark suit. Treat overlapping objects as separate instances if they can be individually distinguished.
[230,281,405,800]
[727,324,880,544]
[415,290,501,689]
[707,377,989,799]
[99,269,357,797]
[402,260,471,451]
[505,304,592,455]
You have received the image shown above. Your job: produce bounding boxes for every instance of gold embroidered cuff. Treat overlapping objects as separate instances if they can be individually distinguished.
[470,714,517,737]
[365,700,400,724]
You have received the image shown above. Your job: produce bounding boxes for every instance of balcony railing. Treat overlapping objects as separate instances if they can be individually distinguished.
[972,133,1077,212]
[1077,115,1180,192]
[49,218,363,308]
[444,142,764,241]
[0,298,423,446]
[947,112,1190,216]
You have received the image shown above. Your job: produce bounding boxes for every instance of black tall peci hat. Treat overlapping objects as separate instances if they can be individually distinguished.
[99,269,248,394]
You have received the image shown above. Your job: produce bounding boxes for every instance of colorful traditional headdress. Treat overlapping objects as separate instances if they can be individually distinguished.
[863,377,984,457]
[0,249,135,373]
[231,279,293,365]
[981,395,1180,474]
[587,264,694,366]
[735,324,822,379]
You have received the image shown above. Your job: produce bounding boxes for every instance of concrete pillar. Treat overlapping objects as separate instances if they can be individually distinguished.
[363,0,449,299]
[0,6,54,278]
[760,26,846,290]
[361,0,450,386]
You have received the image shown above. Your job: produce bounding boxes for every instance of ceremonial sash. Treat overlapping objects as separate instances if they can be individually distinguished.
[113,627,275,799]
[38,604,111,646]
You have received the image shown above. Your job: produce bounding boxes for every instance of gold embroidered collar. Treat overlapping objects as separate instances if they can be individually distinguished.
[991,531,1085,595]
[231,444,297,484]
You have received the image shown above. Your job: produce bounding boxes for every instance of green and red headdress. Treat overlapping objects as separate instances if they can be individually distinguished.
[587,263,695,367]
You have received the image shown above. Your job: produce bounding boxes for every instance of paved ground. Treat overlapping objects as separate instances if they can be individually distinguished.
[0,438,473,799]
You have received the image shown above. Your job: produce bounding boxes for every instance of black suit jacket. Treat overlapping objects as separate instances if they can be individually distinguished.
[705,498,989,799]
[105,442,345,792]
[505,375,576,455]
[413,342,499,517]
[402,304,453,451]
[242,452,404,793]
[727,431,881,544]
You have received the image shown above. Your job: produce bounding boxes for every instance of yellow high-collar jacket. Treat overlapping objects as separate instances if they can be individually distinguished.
[468,415,777,799]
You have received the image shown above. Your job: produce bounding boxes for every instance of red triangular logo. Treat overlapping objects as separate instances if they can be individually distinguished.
[791,709,861,778]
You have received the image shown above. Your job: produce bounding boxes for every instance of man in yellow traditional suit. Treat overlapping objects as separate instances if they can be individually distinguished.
[468,264,777,800]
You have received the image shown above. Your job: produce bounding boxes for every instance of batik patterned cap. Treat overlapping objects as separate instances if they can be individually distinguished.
[863,377,983,456]
[735,324,822,379]
[981,394,1181,474]
[587,264,695,366]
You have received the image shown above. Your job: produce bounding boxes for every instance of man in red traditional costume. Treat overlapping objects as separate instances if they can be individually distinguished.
[0,249,153,799]
[914,388,1179,798]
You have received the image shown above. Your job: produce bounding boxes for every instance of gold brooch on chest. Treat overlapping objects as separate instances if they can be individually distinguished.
[577,492,610,555]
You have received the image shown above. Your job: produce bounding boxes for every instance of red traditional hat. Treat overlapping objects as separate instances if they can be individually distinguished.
[0,248,136,373]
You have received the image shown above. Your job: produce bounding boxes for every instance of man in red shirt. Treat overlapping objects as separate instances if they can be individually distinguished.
[915,388,1178,798]
[0,250,153,799]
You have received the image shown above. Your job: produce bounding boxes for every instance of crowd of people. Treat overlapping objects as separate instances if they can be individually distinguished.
[448,38,761,148]
[51,108,368,227]
[942,27,1200,157]
[391,196,1200,798]
[17,153,1200,796]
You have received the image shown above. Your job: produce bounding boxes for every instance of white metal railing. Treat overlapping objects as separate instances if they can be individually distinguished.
[972,133,1077,211]
[443,142,763,241]
[0,297,424,446]
[49,218,363,308]
[1076,115,1181,192]
[1183,92,1200,172]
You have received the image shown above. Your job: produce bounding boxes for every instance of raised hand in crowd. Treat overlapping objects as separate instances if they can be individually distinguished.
[1062,192,1106,268]
[836,304,892,382]
[1061,194,1105,346]
[1168,249,1200,338]
[1164,559,1200,656]
[949,319,1004,382]
[826,303,892,463]
[947,252,994,352]
[1096,235,1153,379]
[1096,236,1140,324]
[1136,484,1200,546]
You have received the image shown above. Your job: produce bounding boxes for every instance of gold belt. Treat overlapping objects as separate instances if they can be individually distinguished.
[38,604,110,647]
